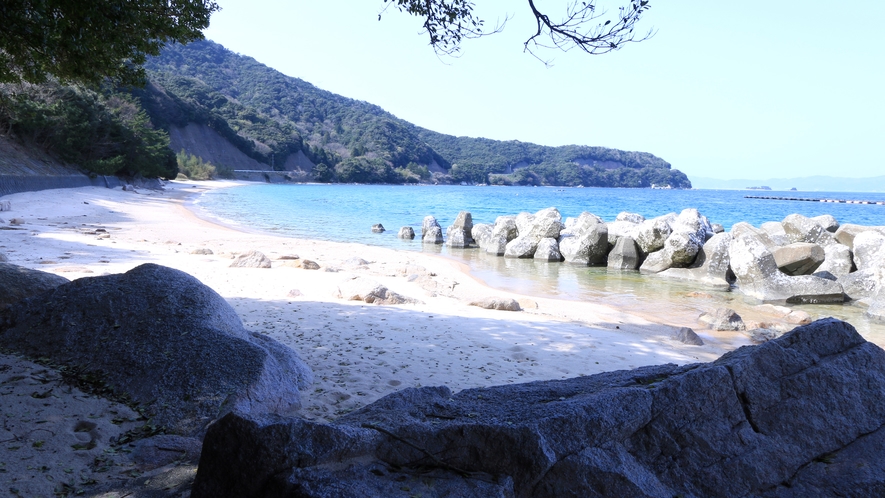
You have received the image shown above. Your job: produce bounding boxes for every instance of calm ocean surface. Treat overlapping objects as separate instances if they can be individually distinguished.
[193,184,885,339]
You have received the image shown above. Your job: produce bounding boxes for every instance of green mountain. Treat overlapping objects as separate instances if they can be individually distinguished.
[141,40,690,188]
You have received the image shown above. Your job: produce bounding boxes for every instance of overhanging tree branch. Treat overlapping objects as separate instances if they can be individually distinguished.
[381,0,654,61]
[380,0,507,56]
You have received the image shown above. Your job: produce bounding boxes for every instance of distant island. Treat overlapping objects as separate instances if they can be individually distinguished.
[746,186,772,190]
[692,175,885,193]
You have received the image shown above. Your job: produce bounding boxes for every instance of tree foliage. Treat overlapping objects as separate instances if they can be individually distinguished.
[0,82,177,177]
[0,0,219,86]
[381,0,653,62]
[176,149,231,180]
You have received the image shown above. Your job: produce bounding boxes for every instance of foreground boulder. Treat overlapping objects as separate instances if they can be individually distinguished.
[0,262,69,309]
[0,264,313,436]
[193,319,885,498]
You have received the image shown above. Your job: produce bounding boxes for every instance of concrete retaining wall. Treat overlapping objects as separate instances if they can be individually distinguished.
[0,174,119,197]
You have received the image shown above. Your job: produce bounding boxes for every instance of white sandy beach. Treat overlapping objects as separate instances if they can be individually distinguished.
[1,180,781,495]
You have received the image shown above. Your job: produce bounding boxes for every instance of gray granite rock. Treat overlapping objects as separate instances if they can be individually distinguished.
[671,326,704,345]
[533,237,563,262]
[470,223,492,249]
[558,212,608,265]
[504,235,539,259]
[230,250,272,268]
[528,209,563,239]
[853,230,885,271]
[423,226,444,245]
[772,242,825,275]
[607,236,641,270]
[192,319,885,498]
[616,211,645,224]
[698,307,745,331]
[634,216,672,253]
[397,226,415,239]
[782,213,835,246]
[833,223,885,250]
[638,210,710,274]
[446,211,474,248]
[811,214,839,233]
[0,264,313,436]
[606,219,639,246]
[866,295,885,321]
[729,224,844,303]
[816,242,853,277]
[468,297,522,311]
[421,215,440,238]
[838,267,884,301]
[0,262,69,310]
[486,216,519,255]
[638,249,670,274]
[760,221,789,246]
[657,232,734,289]
[336,277,421,305]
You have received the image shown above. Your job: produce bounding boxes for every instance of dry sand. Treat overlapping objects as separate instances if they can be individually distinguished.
[0,180,748,495]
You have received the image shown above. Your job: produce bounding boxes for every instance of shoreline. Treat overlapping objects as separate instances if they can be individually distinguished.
[0,179,831,495]
[0,181,738,404]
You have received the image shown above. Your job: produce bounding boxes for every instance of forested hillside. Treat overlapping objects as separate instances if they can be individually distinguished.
[143,41,691,188]
[0,81,177,178]
[1,39,690,187]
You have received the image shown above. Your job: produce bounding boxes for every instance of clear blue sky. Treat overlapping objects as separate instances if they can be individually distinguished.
[203,1,884,181]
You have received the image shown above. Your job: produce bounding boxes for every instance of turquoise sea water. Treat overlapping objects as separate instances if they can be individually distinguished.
[193,184,885,339]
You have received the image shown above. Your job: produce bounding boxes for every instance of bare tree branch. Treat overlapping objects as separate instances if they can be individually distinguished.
[381,0,654,62]
[380,0,507,56]
[525,0,654,64]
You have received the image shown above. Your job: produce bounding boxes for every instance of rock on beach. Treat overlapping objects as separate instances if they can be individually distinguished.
[0,263,313,436]
[192,319,885,498]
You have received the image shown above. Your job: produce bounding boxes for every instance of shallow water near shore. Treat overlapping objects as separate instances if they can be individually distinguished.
[194,183,885,340]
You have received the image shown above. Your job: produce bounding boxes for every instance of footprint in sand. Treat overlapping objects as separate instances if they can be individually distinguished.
[387,380,402,387]
[72,420,99,450]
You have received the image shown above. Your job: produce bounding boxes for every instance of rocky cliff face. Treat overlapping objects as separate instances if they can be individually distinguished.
[192,318,885,497]
[169,123,269,172]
